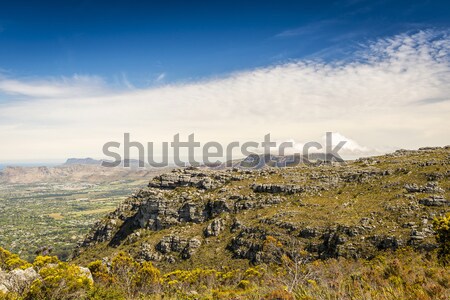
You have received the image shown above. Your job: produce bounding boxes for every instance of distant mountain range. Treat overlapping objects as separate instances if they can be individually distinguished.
[0,158,167,184]
[64,158,104,165]
[0,154,348,184]
[64,158,150,168]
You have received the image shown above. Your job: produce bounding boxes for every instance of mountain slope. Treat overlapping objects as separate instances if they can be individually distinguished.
[73,147,450,273]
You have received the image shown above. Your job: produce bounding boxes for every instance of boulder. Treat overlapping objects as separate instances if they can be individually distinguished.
[78,267,93,282]
[5,267,39,294]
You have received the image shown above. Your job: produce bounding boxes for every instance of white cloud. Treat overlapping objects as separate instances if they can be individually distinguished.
[322,132,375,158]
[0,30,449,161]
[268,132,375,159]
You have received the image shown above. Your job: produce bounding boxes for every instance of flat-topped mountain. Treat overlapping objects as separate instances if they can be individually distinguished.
[64,158,103,165]
[0,163,159,184]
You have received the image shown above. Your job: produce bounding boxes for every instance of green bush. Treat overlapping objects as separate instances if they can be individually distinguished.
[26,262,93,300]
[0,247,31,271]
[433,213,450,265]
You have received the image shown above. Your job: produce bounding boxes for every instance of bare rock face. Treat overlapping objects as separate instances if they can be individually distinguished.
[154,235,202,261]
[148,168,244,190]
[157,235,187,254]
[138,243,162,262]
[419,196,449,206]
[0,265,93,295]
[374,235,403,250]
[179,202,204,223]
[251,183,304,194]
[135,198,181,230]
[340,169,383,183]
[181,238,202,259]
[228,227,267,264]
[204,218,226,237]
[318,230,348,259]
[405,182,444,193]
[299,227,321,238]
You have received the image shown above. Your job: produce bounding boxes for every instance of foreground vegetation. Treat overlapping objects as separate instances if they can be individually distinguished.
[1,213,449,299]
[1,243,449,300]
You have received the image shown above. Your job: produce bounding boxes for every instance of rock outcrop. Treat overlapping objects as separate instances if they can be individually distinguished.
[419,196,449,206]
[204,218,226,237]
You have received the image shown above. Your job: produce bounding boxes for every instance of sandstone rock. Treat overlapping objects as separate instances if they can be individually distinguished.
[230,218,245,233]
[409,230,425,242]
[5,267,39,294]
[419,196,449,206]
[181,238,202,259]
[341,169,382,183]
[204,218,226,237]
[299,227,319,238]
[178,202,204,223]
[251,183,304,194]
[228,227,267,263]
[155,235,202,260]
[319,230,347,259]
[206,199,231,217]
[78,267,93,282]
[374,236,402,250]
[404,183,422,193]
[0,269,8,294]
[138,243,162,261]
[404,182,443,193]
[0,283,8,294]
[424,182,444,193]
[148,168,242,190]
[156,235,187,254]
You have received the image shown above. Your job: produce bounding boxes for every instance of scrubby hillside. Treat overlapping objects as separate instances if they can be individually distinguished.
[74,147,449,271]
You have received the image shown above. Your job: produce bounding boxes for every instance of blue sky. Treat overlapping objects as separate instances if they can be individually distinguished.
[0,1,449,162]
[1,0,449,86]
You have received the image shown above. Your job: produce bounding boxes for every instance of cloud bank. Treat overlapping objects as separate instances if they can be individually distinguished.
[0,30,449,161]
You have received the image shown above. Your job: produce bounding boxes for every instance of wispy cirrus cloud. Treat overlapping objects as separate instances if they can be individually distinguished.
[275,19,341,38]
[0,74,107,98]
[0,30,449,160]
[155,72,166,82]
